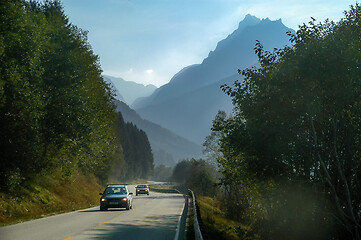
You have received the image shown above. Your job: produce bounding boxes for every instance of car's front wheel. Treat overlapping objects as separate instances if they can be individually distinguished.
[100,206,107,211]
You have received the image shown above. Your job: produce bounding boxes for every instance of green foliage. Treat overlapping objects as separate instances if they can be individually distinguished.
[211,4,361,240]
[197,196,254,240]
[172,159,218,196]
[0,172,103,225]
[152,164,172,181]
[0,0,121,189]
[113,112,154,181]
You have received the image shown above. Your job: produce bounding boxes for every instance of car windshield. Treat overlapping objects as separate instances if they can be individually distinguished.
[104,187,126,195]
[137,185,147,188]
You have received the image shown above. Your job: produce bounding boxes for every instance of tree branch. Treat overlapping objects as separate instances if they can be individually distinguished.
[310,117,350,226]
[332,119,360,238]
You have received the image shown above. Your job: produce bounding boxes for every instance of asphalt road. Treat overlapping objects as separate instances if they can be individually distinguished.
[0,186,186,240]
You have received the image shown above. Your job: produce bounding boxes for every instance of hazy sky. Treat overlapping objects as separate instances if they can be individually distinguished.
[61,0,357,87]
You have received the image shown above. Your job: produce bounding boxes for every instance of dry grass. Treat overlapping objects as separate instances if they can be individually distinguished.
[186,196,195,240]
[0,172,103,226]
[149,184,173,189]
[197,196,252,240]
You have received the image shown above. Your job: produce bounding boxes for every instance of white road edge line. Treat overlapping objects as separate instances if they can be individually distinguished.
[174,192,186,240]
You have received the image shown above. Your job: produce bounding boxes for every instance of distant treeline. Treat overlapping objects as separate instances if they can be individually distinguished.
[201,4,361,240]
[114,113,154,181]
[0,0,153,191]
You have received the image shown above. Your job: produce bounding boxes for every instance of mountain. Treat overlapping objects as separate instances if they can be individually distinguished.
[136,74,236,143]
[103,76,125,102]
[115,100,202,167]
[103,75,157,105]
[133,14,294,144]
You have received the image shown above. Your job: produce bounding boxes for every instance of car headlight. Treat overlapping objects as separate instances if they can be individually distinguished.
[101,198,107,202]
[122,198,127,201]
[137,189,140,191]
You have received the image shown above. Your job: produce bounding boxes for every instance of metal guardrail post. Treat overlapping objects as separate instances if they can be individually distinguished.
[188,189,204,240]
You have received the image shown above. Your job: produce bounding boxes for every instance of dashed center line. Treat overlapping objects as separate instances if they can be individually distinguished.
[99,221,107,225]
[63,237,72,240]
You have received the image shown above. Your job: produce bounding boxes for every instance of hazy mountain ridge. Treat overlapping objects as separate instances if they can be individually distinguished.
[206,14,261,61]
[103,76,125,102]
[131,64,200,109]
[136,74,236,143]
[133,15,294,144]
[115,100,202,167]
[103,75,157,105]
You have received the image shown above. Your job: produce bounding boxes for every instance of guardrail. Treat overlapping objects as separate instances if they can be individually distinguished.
[188,189,204,240]
[174,193,188,240]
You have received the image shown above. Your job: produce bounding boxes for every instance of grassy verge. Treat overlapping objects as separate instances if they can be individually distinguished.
[148,183,173,189]
[197,196,252,240]
[0,172,103,226]
[186,194,195,240]
[148,183,180,194]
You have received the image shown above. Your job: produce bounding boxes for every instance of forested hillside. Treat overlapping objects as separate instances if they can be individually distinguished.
[206,4,361,239]
[112,112,154,180]
[0,0,153,194]
[115,100,202,167]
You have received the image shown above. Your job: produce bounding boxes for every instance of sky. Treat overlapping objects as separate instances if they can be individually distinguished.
[60,0,358,87]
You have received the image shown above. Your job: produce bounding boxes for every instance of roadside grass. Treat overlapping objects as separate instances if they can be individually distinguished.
[108,179,149,185]
[148,183,180,194]
[197,196,252,240]
[149,184,174,189]
[0,172,103,226]
[186,193,195,240]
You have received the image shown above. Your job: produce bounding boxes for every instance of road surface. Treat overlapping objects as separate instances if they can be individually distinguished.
[0,186,186,240]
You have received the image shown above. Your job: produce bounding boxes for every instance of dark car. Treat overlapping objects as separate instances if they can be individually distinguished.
[135,184,149,196]
[99,185,133,211]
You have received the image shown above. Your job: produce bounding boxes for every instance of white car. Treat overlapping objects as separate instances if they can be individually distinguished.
[135,184,149,196]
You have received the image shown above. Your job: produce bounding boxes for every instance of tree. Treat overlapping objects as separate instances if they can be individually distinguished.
[114,112,154,180]
[152,164,172,182]
[0,0,119,189]
[212,4,361,239]
[172,159,217,196]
